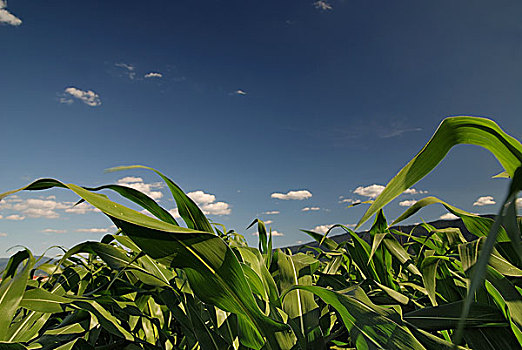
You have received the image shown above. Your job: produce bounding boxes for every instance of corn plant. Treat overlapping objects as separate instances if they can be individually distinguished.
[0,116,520,349]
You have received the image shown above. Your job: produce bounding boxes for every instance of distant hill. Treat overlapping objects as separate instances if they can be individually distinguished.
[286,215,501,253]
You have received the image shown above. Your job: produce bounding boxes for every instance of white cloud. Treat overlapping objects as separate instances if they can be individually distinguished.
[201,201,231,215]
[11,198,69,219]
[5,214,25,220]
[117,177,163,200]
[232,89,247,95]
[271,190,312,200]
[399,200,417,207]
[339,198,361,204]
[1,197,100,219]
[402,188,428,195]
[264,220,273,224]
[0,232,7,237]
[42,229,67,234]
[302,207,320,211]
[312,224,334,234]
[353,184,385,199]
[440,213,459,220]
[187,190,216,205]
[473,196,496,207]
[64,87,101,107]
[76,228,110,233]
[252,230,284,237]
[144,72,163,79]
[314,1,332,11]
[262,210,280,215]
[0,0,22,26]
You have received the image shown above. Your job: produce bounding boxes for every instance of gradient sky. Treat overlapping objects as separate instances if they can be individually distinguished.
[1,0,522,257]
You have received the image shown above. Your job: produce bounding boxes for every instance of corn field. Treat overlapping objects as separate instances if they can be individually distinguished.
[0,116,521,349]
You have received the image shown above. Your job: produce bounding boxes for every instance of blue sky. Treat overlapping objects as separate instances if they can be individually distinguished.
[1,0,522,257]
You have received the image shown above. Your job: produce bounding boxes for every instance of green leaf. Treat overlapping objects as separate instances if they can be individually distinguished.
[404,301,506,331]
[19,288,71,313]
[0,250,35,341]
[284,285,425,350]
[358,116,522,228]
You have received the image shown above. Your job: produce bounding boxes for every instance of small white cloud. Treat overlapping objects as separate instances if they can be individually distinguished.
[339,198,361,204]
[302,207,320,211]
[440,213,459,220]
[262,210,280,215]
[0,0,22,26]
[399,200,417,207]
[42,229,67,234]
[117,177,163,200]
[473,196,496,207]
[402,188,428,195]
[312,224,334,234]
[314,1,332,11]
[231,89,247,95]
[271,190,312,200]
[5,214,25,220]
[201,201,231,216]
[264,220,273,224]
[76,228,109,233]
[0,232,7,237]
[64,87,101,107]
[252,230,284,236]
[59,97,74,105]
[353,184,385,199]
[144,72,163,79]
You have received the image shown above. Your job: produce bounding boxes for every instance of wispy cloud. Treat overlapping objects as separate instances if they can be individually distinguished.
[262,210,280,215]
[42,228,67,234]
[4,214,25,220]
[0,232,7,237]
[76,228,110,233]
[115,62,136,79]
[0,0,22,26]
[253,230,283,236]
[473,196,496,206]
[440,213,458,220]
[230,89,247,96]
[117,177,163,200]
[302,207,320,211]
[399,200,417,207]
[62,87,101,107]
[314,1,332,11]
[338,198,361,204]
[144,72,163,79]
[271,190,312,200]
